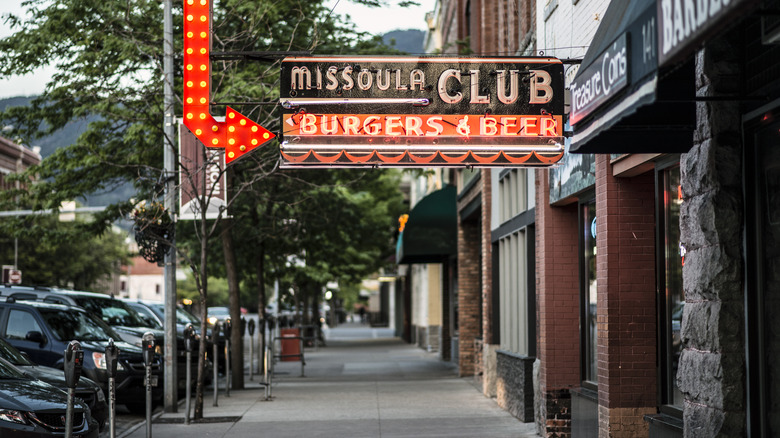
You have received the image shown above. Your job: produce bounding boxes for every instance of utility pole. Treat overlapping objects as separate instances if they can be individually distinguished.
[162,0,178,412]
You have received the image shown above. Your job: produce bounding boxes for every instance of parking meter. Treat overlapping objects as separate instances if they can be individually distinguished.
[212,322,220,407]
[105,339,119,438]
[141,332,155,438]
[64,340,83,388]
[183,324,194,425]
[64,341,83,438]
[241,317,247,336]
[223,320,231,397]
[247,319,256,380]
[142,332,155,367]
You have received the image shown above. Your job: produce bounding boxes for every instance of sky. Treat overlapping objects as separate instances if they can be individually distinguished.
[0,0,435,99]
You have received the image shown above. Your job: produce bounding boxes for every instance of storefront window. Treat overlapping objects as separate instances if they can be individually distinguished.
[756,122,780,434]
[661,165,684,409]
[581,198,597,385]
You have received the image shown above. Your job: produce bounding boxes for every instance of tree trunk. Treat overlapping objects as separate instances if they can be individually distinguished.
[194,215,209,419]
[222,217,244,389]
[256,242,266,374]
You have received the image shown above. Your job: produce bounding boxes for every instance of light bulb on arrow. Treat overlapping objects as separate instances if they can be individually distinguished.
[182,0,275,164]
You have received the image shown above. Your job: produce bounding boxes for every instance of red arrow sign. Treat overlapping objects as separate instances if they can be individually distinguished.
[182,0,275,164]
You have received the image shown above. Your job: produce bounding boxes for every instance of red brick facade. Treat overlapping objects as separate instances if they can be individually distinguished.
[535,170,580,436]
[457,176,482,376]
[595,156,658,433]
[481,169,493,345]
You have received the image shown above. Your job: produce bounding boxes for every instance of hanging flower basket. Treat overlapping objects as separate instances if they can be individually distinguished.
[132,202,174,265]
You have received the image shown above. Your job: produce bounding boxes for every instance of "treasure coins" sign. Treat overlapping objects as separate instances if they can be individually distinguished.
[279,56,565,168]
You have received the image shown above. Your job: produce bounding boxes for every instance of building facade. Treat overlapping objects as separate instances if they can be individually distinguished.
[414,0,780,437]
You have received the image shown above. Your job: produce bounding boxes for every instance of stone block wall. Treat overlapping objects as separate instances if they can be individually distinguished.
[496,350,535,422]
[678,35,746,437]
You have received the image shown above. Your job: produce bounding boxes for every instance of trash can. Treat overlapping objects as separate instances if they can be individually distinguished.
[280,328,301,362]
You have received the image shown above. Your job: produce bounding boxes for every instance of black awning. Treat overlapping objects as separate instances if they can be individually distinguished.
[569,0,694,154]
[396,185,456,265]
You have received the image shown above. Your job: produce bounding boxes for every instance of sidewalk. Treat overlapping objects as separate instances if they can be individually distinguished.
[122,323,540,438]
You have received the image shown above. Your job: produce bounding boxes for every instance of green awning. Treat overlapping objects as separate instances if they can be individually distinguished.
[396,185,456,264]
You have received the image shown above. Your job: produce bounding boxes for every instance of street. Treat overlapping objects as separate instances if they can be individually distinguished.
[118,322,539,438]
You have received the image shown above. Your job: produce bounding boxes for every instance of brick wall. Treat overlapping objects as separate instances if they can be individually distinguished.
[457,177,482,377]
[482,169,493,345]
[535,170,580,436]
[594,156,657,436]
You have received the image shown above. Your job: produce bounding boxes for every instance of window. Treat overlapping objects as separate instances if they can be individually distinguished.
[580,196,597,385]
[6,309,43,340]
[656,161,683,412]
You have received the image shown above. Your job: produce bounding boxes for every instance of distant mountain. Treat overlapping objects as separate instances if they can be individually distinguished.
[1,96,92,159]
[1,96,131,206]
[382,29,425,54]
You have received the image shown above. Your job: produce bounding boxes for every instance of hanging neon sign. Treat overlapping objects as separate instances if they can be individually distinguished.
[279,56,565,168]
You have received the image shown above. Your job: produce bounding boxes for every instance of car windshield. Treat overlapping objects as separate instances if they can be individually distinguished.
[74,297,147,327]
[146,302,200,325]
[128,304,163,329]
[177,308,200,325]
[39,308,117,342]
[0,338,34,366]
[208,307,230,317]
[0,358,26,379]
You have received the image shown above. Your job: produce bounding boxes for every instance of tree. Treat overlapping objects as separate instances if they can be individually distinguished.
[1,0,410,419]
[0,215,130,290]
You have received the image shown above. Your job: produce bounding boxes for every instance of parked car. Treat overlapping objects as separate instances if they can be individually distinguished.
[124,299,201,336]
[206,306,231,327]
[123,299,213,386]
[0,299,162,414]
[0,356,98,437]
[0,287,166,349]
[0,337,108,431]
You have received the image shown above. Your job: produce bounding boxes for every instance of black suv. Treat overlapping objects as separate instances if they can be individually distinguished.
[0,337,108,431]
[0,287,165,348]
[0,300,162,413]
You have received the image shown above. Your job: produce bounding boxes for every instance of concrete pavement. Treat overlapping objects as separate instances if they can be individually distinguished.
[121,323,539,438]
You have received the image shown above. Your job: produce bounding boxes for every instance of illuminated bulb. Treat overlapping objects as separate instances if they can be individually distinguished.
[200,0,207,5]
[186,113,193,119]
[228,139,235,145]
[212,139,219,145]
[228,152,235,158]
[195,129,202,135]
[228,112,235,119]
[187,15,193,21]
[251,126,258,132]
[200,81,207,87]
[200,15,207,22]
[263,133,270,139]
[186,64,193,70]
[251,139,258,145]
[200,64,207,71]
[187,0,193,4]
[200,48,207,55]
[199,113,206,120]
[228,126,235,132]
[200,31,207,38]
[186,98,193,103]
[240,119,246,126]
[240,145,246,152]
[199,97,206,104]
[187,48,193,54]
[186,81,193,87]
[187,32,193,38]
